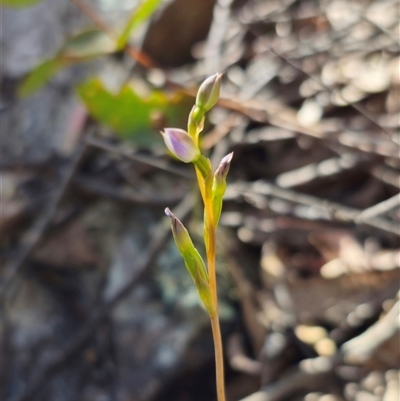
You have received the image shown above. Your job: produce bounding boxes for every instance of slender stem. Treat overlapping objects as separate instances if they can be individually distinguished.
[195,167,206,204]
[205,185,217,304]
[192,122,225,399]
[204,173,226,401]
[210,313,226,401]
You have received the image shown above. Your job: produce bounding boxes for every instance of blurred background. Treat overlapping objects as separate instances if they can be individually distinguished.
[1,0,399,400]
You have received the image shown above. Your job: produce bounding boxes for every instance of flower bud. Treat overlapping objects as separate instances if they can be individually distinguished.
[165,208,215,314]
[212,152,233,226]
[195,73,222,112]
[161,128,200,163]
[165,207,193,255]
[188,105,205,139]
[213,152,233,195]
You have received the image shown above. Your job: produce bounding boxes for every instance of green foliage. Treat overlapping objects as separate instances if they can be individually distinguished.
[77,78,189,146]
[15,0,161,98]
[117,0,162,50]
[18,29,115,98]
[1,0,43,8]
[62,29,115,60]
[18,59,64,97]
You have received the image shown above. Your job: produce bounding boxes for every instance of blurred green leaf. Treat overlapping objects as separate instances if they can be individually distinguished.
[18,58,65,98]
[18,29,116,98]
[1,0,43,8]
[77,78,189,147]
[62,29,116,60]
[117,0,162,50]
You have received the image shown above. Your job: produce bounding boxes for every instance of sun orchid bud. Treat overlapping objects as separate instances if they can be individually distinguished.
[212,152,233,226]
[161,128,200,163]
[165,208,215,314]
[165,207,193,254]
[195,73,222,113]
[213,152,233,194]
[188,105,205,139]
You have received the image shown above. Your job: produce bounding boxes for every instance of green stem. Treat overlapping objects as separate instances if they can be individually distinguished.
[210,313,226,401]
[190,103,225,401]
[204,173,226,401]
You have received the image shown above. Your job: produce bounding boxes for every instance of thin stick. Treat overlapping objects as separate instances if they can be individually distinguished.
[85,136,193,179]
[69,0,156,68]
[227,181,400,236]
[356,193,400,220]
[268,45,393,138]
[0,139,88,297]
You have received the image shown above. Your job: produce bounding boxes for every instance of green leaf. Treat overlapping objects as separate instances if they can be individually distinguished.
[117,0,162,50]
[62,29,115,60]
[1,0,43,8]
[77,78,189,147]
[18,29,116,98]
[18,58,64,98]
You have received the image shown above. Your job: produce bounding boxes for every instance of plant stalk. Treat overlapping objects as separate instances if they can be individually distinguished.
[210,313,226,401]
[203,173,226,401]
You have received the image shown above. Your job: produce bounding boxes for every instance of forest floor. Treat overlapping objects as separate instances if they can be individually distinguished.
[1,0,399,401]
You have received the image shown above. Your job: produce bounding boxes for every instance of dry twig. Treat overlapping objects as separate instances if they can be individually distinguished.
[227,181,400,235]
[0,140,88,297]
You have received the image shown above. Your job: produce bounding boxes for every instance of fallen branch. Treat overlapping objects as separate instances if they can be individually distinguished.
[226,181,400,236]
[85,136,193,179]
[341,300,400,366]
[239,357,336,401]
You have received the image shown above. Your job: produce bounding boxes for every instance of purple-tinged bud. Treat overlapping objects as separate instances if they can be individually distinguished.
[165,207,214,314]
[195,73,222,112]
[161,128,200,163]
[165,207,192,254]
[213,152,233,192]
[212,152,233,226]
[215,152,233,178]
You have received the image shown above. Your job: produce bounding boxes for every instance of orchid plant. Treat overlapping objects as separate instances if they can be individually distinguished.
[161,74,231,401]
